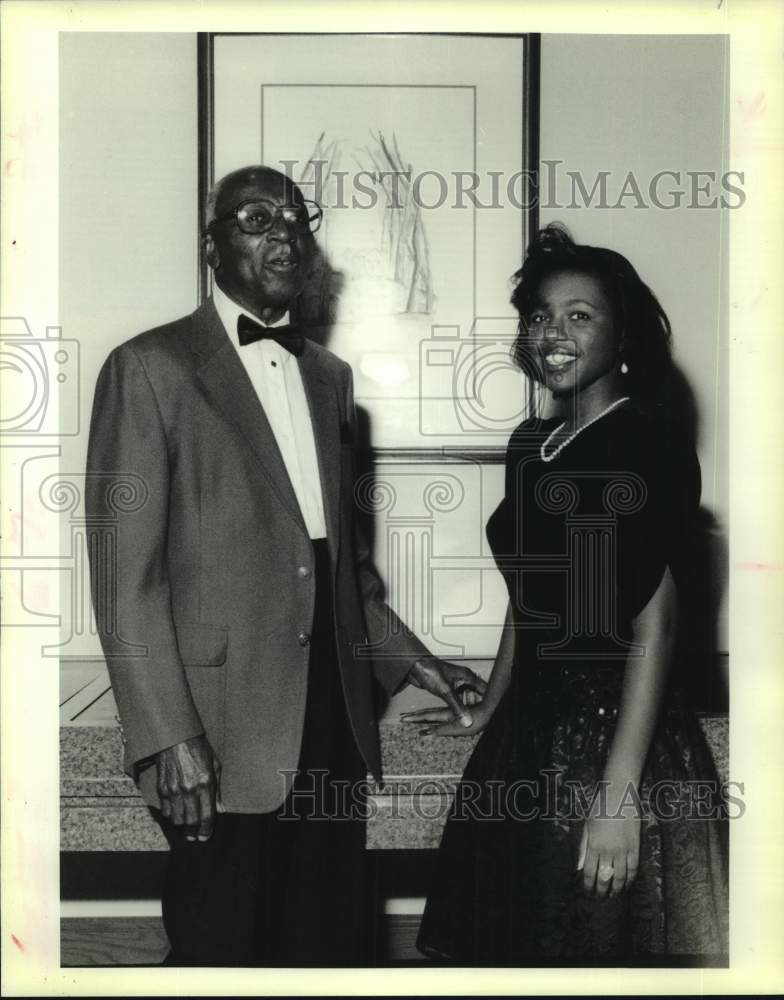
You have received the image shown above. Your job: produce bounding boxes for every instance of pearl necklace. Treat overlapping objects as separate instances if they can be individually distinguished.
[540,397,631,463]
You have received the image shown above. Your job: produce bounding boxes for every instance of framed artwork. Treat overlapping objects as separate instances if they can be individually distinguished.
[200,32,540,452]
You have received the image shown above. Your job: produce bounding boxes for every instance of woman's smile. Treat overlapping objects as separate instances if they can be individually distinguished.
[543,348,579,369]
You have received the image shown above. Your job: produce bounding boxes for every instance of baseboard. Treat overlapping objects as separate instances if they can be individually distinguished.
[61,896,425,919]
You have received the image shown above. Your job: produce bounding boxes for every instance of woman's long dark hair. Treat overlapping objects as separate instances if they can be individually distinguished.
[512,224,673,400]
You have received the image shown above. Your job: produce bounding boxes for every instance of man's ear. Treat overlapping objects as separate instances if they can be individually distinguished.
[203,233,220,270]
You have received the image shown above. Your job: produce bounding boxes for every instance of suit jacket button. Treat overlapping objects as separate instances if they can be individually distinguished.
[298,631,311,646]
[298,566,312,580]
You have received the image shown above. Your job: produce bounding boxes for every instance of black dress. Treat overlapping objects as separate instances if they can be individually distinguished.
[416,404,729,965]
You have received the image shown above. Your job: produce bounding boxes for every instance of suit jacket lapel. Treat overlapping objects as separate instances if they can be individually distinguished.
[298,342,341,547]
[189,298,308,533]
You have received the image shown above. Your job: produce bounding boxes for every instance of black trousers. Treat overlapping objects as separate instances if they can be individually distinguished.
[160,540,376,966]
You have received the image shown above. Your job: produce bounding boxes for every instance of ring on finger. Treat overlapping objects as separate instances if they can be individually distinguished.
[597,864,614,882]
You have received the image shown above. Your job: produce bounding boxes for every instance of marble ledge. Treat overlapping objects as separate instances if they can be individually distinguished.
[60,796,451,852]
[61,716,729,795]
[61,716,728,853]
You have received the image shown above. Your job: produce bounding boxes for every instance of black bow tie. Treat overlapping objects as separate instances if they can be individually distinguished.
[237,314,304,356]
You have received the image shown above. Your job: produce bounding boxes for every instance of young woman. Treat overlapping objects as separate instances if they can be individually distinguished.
[404,225,728,965]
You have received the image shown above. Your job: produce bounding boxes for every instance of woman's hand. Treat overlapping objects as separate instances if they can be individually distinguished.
[577,779,641,898]
[400,691,492,737]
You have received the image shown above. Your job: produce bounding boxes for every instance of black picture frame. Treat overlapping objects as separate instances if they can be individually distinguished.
[197,32,540,462]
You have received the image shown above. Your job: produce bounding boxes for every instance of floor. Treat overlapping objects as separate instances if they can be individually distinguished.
[60,915,426,967]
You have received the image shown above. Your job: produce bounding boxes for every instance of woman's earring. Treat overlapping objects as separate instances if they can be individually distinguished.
[620,361,629,374]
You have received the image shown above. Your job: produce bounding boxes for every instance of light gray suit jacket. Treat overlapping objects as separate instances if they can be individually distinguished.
[86,297,429,812]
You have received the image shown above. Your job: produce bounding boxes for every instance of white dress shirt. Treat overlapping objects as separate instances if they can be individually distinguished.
[213,284,327,540]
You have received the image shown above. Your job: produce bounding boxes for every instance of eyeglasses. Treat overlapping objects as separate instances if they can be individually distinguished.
[208,198,323,236]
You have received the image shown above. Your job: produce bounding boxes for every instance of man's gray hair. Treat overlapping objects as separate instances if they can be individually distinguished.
[204,175,230,229]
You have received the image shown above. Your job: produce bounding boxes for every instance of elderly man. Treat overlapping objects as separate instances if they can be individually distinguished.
[86,166,484,966]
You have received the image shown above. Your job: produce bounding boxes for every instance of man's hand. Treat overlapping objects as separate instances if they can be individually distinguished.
[156,735,221,843]
[404,657,488,729]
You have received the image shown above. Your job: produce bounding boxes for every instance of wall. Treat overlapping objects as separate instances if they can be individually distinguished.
[540,34,729,510]
[60,32,198,470]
